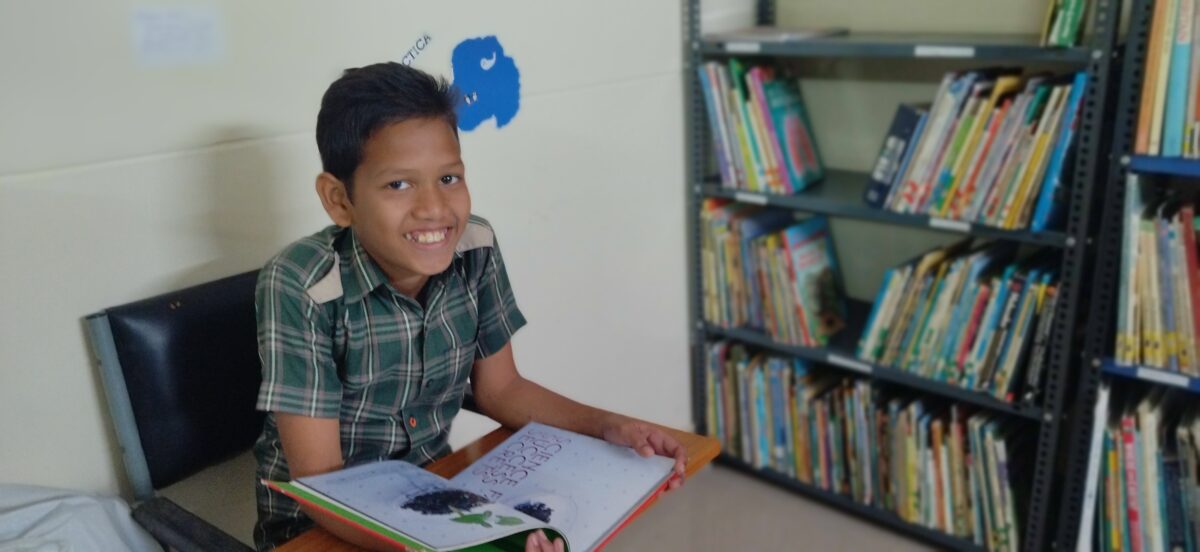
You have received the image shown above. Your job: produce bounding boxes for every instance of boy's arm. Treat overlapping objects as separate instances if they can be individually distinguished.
[276,414,395,552]
[470,342,687,489]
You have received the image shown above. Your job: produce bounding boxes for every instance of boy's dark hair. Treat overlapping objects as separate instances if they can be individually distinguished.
[316,62,459,196]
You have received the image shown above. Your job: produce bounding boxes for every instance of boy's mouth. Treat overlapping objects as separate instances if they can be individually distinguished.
[404,227,453,247]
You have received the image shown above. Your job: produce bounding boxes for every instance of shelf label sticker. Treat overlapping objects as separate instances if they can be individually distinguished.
[724,42,762,54]
[929,217,971,232]
[1136,367,1191,388]
[914,45,976,58]
[734,191,769,205]
[826,353,873,375]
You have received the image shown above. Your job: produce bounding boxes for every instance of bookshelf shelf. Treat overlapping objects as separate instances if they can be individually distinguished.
[701,169,1071,247]
[1100,358,1200,394]
[716,453,987,552]
[1128,155,1200,179]
[703,323,1046,421]
[700,32,1092,63]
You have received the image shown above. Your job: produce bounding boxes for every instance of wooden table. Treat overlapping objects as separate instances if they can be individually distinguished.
[278,426,720,551]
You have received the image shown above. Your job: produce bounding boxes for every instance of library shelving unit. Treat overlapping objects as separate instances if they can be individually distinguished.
[684,1,1123,550]
[1054,0,1200,548]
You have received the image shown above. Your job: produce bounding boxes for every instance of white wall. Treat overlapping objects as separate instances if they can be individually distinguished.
[0,0,688,500]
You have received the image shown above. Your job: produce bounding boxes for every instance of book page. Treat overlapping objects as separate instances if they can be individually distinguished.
[450,423,675,551]
[294,460,547,551]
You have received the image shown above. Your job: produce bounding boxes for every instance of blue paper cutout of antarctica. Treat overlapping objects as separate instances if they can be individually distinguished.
[451,36,521,131]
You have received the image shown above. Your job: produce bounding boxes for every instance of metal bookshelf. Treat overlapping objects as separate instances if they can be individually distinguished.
[700,170,1071,248]
[1129,154,1200,178]
[685,0,1122,550]
[1101,359,1200,394]
[701,32,1093,63]
[703,299,1046,420]
[1055,0,1200,546]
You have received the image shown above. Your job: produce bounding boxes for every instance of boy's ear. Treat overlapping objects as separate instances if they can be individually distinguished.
[315,172,354,228]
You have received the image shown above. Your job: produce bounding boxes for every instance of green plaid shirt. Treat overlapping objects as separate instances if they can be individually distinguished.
[252,216,525,550]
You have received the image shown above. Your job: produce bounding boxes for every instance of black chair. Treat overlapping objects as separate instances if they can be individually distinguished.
[86,269,481,551]
[87,270,262,552]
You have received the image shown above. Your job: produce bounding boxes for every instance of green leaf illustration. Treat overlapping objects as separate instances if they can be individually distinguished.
[496,515,524,526]
[450,510,494,528]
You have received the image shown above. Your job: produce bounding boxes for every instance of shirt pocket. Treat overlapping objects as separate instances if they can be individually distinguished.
[417,308,478,406]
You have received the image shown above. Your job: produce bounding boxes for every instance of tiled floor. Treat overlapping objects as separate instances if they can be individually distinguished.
[167,450,934,551]
[608,465,935,551]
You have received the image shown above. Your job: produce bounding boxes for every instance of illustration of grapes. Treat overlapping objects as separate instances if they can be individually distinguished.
[513,501,553,522]
[401,490,489,515]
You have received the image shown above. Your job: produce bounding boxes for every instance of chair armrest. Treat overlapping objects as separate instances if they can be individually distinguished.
[131,497,253,552]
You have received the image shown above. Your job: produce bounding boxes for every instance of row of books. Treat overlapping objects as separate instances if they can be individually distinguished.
[699,200,846,347]
[704,341,1030,551]
[1087,385,1200,551]
[1112,182,1200,375]
[1134,0,1200,158]
[864,69,1086,232]
[857,241,1058,404]
[697,59,825,194]
[1040,0,1089,47]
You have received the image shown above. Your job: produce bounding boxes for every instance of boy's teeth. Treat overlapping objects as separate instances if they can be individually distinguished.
[406,229,447,244]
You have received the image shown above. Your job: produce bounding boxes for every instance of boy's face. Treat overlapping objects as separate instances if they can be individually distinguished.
[320,117,470,296]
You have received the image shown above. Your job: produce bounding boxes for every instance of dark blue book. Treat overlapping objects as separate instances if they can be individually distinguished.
[865,103,927,208]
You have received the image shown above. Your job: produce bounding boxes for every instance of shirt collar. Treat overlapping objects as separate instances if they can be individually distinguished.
[340,227,390,304]
[337,226,458,305]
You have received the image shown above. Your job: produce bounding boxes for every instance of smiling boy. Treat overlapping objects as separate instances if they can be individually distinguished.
[252,62,685,552]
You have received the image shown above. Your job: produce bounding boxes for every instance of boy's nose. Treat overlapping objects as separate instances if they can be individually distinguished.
[412,184,446,219]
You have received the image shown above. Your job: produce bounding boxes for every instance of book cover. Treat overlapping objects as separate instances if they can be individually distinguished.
[866,103,926,208]
[782,217,846,346]
[1164,0,1195,156]
[747,67,793,192]
[765,78,825,189]
[886,110,930,210]
[926,83,990,214]
[719,63,763,192]
[947,97,1012,220]
[859,267,897,360]
[1002,82,1068,229]
[697,64,735,189]
[1137,0,1174,153]
[1020,283,1059,404]
[1031,71,1088,232]
[267,423,674,552]
[1181,204,1200,372]
[743,67,781,191]
[1150,0,1182,156]
[895,72,965,214]
[966,85,1037,222]
[940,75,1023,218]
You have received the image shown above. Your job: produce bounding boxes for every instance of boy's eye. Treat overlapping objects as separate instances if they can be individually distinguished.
[440,175,461,185]
[386,180,411,190]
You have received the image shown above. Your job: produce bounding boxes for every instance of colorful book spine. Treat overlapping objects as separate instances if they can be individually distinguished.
[866,104,925,208]
[1164,0,1195,157]
[1031,71,1088,232]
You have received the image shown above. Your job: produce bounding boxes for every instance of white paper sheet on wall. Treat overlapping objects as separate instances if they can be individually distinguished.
[131,5,224,67]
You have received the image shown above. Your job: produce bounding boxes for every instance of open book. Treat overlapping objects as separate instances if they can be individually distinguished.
[265,422,675,551]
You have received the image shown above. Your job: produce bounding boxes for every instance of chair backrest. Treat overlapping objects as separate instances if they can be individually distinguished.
[87,270,264,502]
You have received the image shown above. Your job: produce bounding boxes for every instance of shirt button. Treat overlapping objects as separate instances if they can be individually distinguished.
[408,416,418,428]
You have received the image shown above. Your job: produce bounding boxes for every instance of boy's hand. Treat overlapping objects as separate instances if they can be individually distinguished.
[526,530,565,552]
[600,418,687,491]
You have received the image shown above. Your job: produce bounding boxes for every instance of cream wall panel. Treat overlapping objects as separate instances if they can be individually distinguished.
[0,0,682,175]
